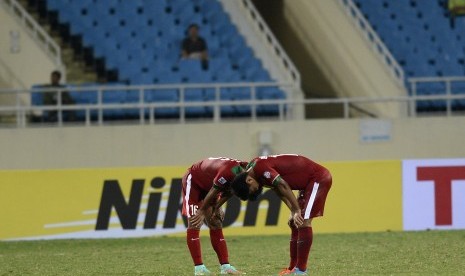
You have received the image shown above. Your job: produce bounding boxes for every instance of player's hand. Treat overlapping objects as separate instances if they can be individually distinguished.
[190,209,205,228]
[292,211,304,227]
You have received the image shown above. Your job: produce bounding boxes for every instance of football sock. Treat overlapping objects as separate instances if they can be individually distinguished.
[187,228,203,266]
[209,228,229,265]
[296,227,313,271]
[288,227,299,269]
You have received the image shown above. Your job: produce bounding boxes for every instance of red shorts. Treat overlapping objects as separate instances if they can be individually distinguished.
[181,172,217,217]
[298,169,332,219]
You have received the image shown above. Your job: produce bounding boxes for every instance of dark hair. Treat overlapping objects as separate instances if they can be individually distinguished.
[51,70,61,79]
[188,23,199,30]
[230,172,250,201]
[249,185,263,201]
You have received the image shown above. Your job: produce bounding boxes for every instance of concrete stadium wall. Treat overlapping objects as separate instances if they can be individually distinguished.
[1,117,464,170]
[0,6,57,97]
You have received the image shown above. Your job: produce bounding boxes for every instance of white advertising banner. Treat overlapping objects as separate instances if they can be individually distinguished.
[402,159,465,230]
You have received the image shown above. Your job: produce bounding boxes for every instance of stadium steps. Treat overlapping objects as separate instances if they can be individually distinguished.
[19,0,98,83]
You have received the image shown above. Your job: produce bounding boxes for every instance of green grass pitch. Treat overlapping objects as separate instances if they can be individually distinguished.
[1,230,465,275]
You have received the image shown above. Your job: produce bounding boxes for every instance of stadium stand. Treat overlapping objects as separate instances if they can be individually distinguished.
[353,0,465,111]
[27,0,286,121]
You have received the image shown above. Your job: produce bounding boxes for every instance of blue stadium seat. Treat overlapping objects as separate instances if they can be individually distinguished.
[355,0,465,111]
[231,87,252,116]
[256,87,286,116]
[184,88,209,117]
[178,59,203,78]
[124,89,144,118]
[145,88,180,118]
[102,86,126,119]
[218,88,236,116]
[231,87,251,100]
[69,84,98,121]
[31,85,44,106]
[41,0,286,119]
[451,81,465,109]
[158,72,183,84]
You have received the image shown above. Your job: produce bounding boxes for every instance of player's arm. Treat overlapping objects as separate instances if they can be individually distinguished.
[214,188,232,209]
[274,189,293,210]
[273,187,298,228]
[274,178,304,227]
[189,186,221,228]
[209,189,232,223]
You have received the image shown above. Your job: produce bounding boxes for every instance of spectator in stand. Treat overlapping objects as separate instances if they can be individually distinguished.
[181,23,209,70]
[448,0,465,27]
[42,70,75,122]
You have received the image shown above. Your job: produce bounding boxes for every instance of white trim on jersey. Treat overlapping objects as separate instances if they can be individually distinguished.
[185,173,192,218]
[271,174,281,185]
[304,182,320,219]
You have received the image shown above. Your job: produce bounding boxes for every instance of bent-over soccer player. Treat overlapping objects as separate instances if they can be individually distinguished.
[230,154,332,276]
[182,157,247,275]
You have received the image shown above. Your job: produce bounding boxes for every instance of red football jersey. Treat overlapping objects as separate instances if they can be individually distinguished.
[188,157,246,191]
[247,154,328,190]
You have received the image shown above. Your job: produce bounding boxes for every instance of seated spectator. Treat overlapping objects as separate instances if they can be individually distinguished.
[181,23,209,69]
[41,70,75,122]
[448,0,465,27]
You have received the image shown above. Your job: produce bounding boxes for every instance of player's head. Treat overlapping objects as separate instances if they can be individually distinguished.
[230,172,263,201]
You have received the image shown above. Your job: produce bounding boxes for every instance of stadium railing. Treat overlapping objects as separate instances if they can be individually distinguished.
[0,82,297,127]
[409,76,465,116]
[0,0,64,76]
[2,82,465,128]
[338,0,405,86]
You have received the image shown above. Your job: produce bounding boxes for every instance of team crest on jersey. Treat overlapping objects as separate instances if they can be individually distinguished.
[264,171,271,179]
[218,177,227,185]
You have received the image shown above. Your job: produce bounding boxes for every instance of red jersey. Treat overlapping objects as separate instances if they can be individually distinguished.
[247,154,329,190]
[188,157,247,191]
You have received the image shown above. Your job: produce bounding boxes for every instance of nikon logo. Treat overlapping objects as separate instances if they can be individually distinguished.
[95,177,281,230]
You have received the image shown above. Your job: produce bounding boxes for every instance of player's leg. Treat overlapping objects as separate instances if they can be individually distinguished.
[288,217,299,270]
[204,208,229,265]
[293,182,318,274]
[294,219,313,275]
[182,173,211,275]
[278,214,299,275]
[205,208,244,275]
[295,172,333,275]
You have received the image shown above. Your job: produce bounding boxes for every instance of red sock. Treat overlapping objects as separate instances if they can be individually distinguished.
[187,229,203,266]
[209,229,229,264]
[288,227,298,269]
[296,227,313,271]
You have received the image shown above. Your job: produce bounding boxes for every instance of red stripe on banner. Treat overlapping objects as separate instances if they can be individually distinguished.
[417,166,465,226]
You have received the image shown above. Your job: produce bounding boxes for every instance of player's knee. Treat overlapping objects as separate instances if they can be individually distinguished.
[206,218,222,229]
[208,224,222,230]
[299,219,312,228]
[187,220,201,230]
[187,225,201,230]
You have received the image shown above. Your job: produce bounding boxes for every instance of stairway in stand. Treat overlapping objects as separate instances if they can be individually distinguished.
[18,0,98,83]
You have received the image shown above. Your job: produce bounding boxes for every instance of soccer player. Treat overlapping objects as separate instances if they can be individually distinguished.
[230,154,332,276]
[182,157,247,275]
